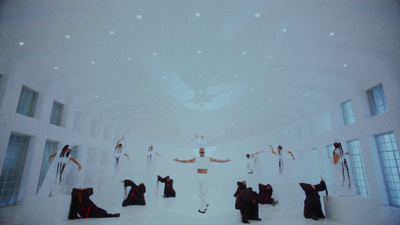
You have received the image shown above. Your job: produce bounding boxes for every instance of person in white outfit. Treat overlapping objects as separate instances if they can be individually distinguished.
[174,147,231,213]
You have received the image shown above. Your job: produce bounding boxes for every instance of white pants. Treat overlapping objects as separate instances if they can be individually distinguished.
[197,173,209,211]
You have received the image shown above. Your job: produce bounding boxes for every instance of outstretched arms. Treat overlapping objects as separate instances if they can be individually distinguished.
[124,153,130,159]
[70,157,82,170]
[115,136,124,149]
[270,145,277,154]
[288,151,295,160]
[210,157,231,163]
[173,158,195,163]
[251,151,263,158]
[48,153,57,162]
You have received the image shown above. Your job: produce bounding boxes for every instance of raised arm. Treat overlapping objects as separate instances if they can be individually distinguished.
[288,151,295,160]
[115,136,124,149]
[270,145,277,155]
[70,157,82,170]
[155,152,162,157]
[124,153,130,159]
[48,153,57,162]
[251,151,263,158]
[174,157,195,163]
[210,157,231,163]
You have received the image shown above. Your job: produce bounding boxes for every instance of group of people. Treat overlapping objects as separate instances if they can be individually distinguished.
[246,145,295,175]
[38,135,349,223]
[69,174,176,219]
[233,181,278,223]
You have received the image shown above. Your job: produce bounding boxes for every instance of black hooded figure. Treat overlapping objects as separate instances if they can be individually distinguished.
[299,178,328,220]
[68,188,120,219]
[122,179,146,206]
[235,187,262,223]
[258,183,277,205]
[157,175,176,198]
[233,181,247,198]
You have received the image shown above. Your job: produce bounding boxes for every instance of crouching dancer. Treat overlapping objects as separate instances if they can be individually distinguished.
[69,188,120,219]
[122,179,146,206]
[299,177,328,220]
[235,187,261,223]
[157,175,176,198]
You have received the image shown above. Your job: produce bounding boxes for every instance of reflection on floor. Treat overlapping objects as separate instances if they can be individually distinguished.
[2,193,400,225]
[1,171,400,225]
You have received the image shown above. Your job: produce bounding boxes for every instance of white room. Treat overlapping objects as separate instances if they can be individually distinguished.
[0,0,400,224]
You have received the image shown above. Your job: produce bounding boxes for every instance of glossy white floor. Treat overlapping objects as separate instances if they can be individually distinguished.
[2,174,400,225]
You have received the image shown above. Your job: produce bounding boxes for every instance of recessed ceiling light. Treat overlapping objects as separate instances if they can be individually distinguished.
[19,42,24,46]
[267,56,272,59]
[235,75,239,78]
[329,32,335,36]
[195,12,201,17]
[137,15,142,19]
[343,64,348,67]
[242,52,247,55]
[54,67,58,70]
[305,94,309,97]
[153,53,157,56]
[162,75,166,79]
[131,101,135,104]
[197,51,202,54]
[255,13,261,18]
[108,105,111,107]
[198,75,202,78]
[65,35,70,39]
[91,61,96,64]
[128,57,132,60]
[95,95,99,98]
[121,91,125,94]
[110,31,115,35]
[282,28,287,32]
[148,88,151,91]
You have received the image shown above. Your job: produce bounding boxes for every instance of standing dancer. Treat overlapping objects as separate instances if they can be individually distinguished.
[114,136,129,177]
[333,142,351,188]
[37,145,81,197]
[246,151,262,174]
[270,145,295,174]
[174,147,231,213]
[147,145,161,171]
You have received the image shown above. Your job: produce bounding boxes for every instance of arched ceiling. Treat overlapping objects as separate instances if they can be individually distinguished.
[1,0,399,145]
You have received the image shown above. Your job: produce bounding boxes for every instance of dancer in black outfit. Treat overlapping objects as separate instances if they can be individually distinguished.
[68,188,120,219]
[235,187,262,224]
[299,177,328,220]
[258,183,278,206]
[122,179,146,206]
[157,175,176,198]
[233,180,247,198]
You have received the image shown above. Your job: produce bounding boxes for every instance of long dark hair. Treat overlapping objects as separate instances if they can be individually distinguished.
[60,145,71,158]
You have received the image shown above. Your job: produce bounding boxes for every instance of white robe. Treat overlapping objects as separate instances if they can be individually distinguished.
[37,153,72,197]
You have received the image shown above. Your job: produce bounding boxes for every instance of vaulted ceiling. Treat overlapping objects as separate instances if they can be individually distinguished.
[1,0,399,145]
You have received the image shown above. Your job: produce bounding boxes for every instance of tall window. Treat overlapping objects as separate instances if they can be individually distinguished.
[346,139,369,197]
[49,101,64,126]
[341,100,355,125]
[375,132,400,207]
[326,144,334,159]
[367,84,388,116]
[0,134,30,206]
[36,141,58,193]
[16,86,38,117]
